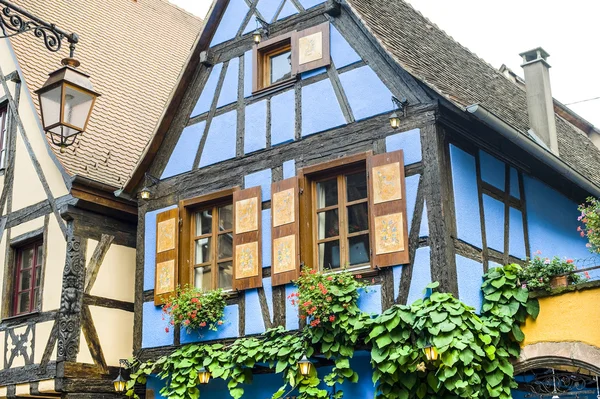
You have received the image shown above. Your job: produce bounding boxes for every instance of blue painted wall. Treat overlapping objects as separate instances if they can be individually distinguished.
[455,255,483,313]
[449,145,483,249]
[524,176,590,260]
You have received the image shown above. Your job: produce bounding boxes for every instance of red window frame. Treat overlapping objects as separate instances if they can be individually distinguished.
[13,241,43,316]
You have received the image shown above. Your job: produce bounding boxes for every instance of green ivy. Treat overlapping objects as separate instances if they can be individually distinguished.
[127,265,539,399]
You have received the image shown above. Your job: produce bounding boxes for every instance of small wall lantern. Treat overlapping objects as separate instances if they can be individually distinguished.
[389,96,409,129]
[139,173,160,200]
[298,355,313,376]
[35,58,100,153]
[423,343,439,362]
[198,366,211,384]
[252,17,270,44]
[113,359,131,392]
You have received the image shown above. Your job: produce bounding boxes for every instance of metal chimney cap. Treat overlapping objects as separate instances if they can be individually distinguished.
[520,47,551,67]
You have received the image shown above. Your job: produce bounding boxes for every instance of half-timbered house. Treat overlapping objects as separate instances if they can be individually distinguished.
[124,0,600,396]
[0,0,201,397]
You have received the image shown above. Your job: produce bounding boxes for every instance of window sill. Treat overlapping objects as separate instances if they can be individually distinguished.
[251,76,296,99]
[1,310,40,324]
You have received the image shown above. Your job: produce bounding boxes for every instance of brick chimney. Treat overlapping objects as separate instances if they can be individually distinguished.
[520,47,559,155]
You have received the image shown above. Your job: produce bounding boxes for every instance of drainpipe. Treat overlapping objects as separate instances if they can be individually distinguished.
[466,103,600,198]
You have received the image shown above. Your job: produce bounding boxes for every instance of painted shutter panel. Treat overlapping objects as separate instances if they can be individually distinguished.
[368,150,410,268]
[271,177,300,287]
[154,208,179,305]
[292,22,331,74]
[233,186,263,290]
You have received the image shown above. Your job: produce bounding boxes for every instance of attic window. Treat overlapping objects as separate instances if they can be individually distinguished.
[252,22,331,94]
[253,33,295,93]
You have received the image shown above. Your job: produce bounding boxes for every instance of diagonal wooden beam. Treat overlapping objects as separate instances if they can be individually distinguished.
[84,234,114,294]
[80,305,108,373]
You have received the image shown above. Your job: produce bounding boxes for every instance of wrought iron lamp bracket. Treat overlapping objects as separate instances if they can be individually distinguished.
[256,16,270,38]
[392,95,409,117]
[0,0,78,56]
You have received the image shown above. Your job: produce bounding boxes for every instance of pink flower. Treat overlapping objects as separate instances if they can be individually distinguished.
[356,274,363,279]
[577,226,582,231]
[191,297,199,304]
[329,315,335,322]
[200,321,207,327]
[218,320,223,325]
[327,276,333,281]
[535,250,542,255]
[165,327,170,333]
[566,259,574,264]
[544,258,551,265]
[585,271,591,279]
[587,243,592,248]
[581,231,586,237]
[521,283,527,289]
[184,320,190,326]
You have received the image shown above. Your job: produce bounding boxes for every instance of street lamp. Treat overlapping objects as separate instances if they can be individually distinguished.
[197,366,211,384]
[423,343,439,362]
[252,17,270,45]
[298,355,313,376]
[0,0,99,152]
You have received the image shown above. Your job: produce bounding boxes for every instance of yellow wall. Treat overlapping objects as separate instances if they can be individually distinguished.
[86,239,136,303]
[522,288,600,348]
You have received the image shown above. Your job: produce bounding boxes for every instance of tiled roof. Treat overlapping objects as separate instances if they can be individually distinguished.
[345,0,600,188]
[8,0,202,187]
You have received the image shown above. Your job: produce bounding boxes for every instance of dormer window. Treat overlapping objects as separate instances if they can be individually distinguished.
[253,33,295,93]
[252,22,331,95]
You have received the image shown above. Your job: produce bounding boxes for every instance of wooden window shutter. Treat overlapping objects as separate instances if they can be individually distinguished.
[292,22,331,75]
[233,186,263,290]
[154,208,179,305]
[367,150,410,268]
[271,177,300,286]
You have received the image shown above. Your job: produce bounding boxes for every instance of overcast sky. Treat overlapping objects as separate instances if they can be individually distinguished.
[169,0,600,127]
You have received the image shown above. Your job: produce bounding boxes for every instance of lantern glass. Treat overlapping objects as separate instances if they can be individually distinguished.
[140,187,151,200]
[389,112,400,129]
[198,368,211,384]
[298,356,313,376]
[36,65,100,149]
[62,83,95,132]
[423,345,438,361]
[113,373,126,392]
[253,29,262,44]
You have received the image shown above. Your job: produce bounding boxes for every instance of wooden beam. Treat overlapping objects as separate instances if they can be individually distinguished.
[84,234,115,294]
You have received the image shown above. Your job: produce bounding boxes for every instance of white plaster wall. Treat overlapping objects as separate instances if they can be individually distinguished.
[10,216,43,238]
[34,321,56,363]
[86,239,136,303]
[42,215,66,312]
[89,306,134,367]
[0,38,68,206]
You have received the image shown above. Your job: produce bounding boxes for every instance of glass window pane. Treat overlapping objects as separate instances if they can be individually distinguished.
[270,50,292,84]
[218,261,233,290]
[349,235,370,266]
[21,248,34,270]
[317,209,339,239]
[35,266,41,287]
[346,171,368,202]
[194,266,212,292]
[219,204,233,231]
[318,240,340,271]
[17,291,30,314]
[218,233,233,259]
[348,203,369,233]
[194,238,212,264]
[316,179,338,208]
[195,210,212,236]
[19,269,31,291]
[63,85,94,132]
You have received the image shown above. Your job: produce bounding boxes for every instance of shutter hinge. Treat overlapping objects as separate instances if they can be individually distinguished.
[179,218,183,226]
[299,188,304,195]
[300,262,305,268]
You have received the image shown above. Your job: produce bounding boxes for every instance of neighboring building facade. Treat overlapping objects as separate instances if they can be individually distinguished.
[126,0,600,397]
[0,0,201,397]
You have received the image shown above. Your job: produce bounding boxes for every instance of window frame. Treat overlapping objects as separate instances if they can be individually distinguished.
[189,200,234,291]
[179,187,239,291]
[299,152,373,272]
[252,32,297,95]
[12,240,44,316]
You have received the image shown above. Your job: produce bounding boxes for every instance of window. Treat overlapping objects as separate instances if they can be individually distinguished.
[253,33,295,93]
[0,103,8,169]
[190,203,234,291]
[312,166,370,271]
[13,241,43,316]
